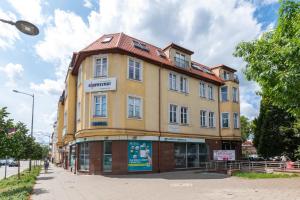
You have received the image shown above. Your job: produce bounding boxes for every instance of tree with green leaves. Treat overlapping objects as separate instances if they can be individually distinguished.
[240,115,253,142]
[9,122,32,178]
[253,99,300,159]
[234,0,300,117]
[0,107,14,159]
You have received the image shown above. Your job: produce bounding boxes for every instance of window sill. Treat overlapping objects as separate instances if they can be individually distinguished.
[93,115,108,118]
[222,127,230,129]
[127,116,143,120]
[169,122,179,125]
[128,78,143,83]
[94,76,108,79]
[179,123,189,126]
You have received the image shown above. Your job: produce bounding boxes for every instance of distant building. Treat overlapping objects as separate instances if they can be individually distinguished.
[55,33,241,174]
[242,140,257,157]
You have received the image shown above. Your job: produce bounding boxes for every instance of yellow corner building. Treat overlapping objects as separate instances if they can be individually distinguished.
[54,33,241,174]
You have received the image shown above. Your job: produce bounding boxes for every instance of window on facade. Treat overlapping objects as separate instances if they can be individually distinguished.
[94,57,108,78]
[77,65,82,86]
[233,87,238,102]
[233,113,239,128]
[128,96,142,118]
[200,82,206,98]
[79,142,89,171]
[174,143,208,169]
[77,101,81,121]
[223,71,230,80]
[180,106,188,124]
[200,110,207,127]
[128,58,142,81]
[103,141,112,172]
[208,85,214,100]
[169,104,178,123]
[209,112,215,128]
[133,40,149,52]
[222,113,229,128]
[180,76,188,93]
[63,112,67,128]
[169,73,177,90]
[222,141,236,150]
[94,95,107,117]
[221,86,228,102]
[175,52,188,68]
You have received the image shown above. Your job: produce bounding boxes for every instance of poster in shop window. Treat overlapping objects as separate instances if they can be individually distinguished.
[128,141,152,171]
[213,150,236,161]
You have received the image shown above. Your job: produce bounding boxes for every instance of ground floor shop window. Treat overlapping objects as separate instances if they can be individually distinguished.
[174,143,209,169]
[79,142,89,171]
[103,141,112,172]
[222,141,236,150]
[128,141,152,172]
[69,145,76,171]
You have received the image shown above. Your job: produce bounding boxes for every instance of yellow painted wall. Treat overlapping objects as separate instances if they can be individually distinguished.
[56,101,64,147]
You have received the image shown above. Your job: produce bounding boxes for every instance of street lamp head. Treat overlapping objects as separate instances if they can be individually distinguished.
[15,20,39,36]
[12,89,19,93]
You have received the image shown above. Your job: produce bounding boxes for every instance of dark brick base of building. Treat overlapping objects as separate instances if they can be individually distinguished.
[73,139,241,175]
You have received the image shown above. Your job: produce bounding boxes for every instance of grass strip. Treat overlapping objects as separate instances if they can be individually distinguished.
[233,171,299,179]
[0,166,41,200]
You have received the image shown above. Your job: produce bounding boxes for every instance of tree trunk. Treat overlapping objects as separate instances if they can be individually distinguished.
[18,160,20,179]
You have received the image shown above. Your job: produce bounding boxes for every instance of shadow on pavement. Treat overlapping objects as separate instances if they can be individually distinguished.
[104,171,229,180]
[33,188,49,195]
[37,176,54,181]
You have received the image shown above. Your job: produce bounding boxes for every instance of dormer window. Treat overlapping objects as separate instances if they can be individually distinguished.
[133,40,149,52]
[156,49,166,58]
[174,52,188,68]
[102,37,112,43]
[223,71,230,80]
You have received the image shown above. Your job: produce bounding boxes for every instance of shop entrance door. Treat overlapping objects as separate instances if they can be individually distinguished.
[103,141,112,172]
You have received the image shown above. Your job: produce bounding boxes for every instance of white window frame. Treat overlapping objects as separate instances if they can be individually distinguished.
[232,87,238,103]
[179,76,189,93]
[180,106,188,125]
[93,55,108,78]
[208,112,215,128]
[127,95,143,119]
[127,57,143,81]
[208,85,214,100]
[221,86,228,102]
[92,93,108,118]
[200,82,206,98]
[221,112,230,128]
[200,110,207,127]
[169,104,178,124]
[233,112,239,129]
[169,73,177,91]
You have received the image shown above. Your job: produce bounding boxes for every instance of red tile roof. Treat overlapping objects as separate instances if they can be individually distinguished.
[72,33,225,85]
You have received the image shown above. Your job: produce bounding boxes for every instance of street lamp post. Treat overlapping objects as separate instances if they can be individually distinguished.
[13,90,34,171]
[0,18,39,36]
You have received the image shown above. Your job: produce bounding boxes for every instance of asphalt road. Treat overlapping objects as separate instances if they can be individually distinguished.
[0,160,29,180]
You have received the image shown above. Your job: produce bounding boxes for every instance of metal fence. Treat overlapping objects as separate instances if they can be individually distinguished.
[197,160,300,173]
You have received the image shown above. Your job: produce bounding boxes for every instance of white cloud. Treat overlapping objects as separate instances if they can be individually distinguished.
[6,0,46,25]
[0,63,24,87]
[30,79,64,95]
[0,9,20,49]
[33,0,266,120]
[84,0,93,9]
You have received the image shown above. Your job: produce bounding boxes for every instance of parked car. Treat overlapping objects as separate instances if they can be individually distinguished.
[8,159,19,167]
[0,159,7,166]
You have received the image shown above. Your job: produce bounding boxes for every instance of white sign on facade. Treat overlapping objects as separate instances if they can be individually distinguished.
[84,78,117,92]
[213,150,236,161]
[160,137,205,143]
[168,124,180,133]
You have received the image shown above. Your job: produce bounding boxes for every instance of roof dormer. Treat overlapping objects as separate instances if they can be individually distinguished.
[163,43,193,69]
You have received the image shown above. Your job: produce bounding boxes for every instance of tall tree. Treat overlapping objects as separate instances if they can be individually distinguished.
[240,116,253,142]
[234,0,300,116]
[9,122,31,178]
[0,107,14,159]
[253,99,300,159]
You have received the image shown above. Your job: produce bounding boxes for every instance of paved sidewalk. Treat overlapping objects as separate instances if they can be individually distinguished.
[31,165,300,200]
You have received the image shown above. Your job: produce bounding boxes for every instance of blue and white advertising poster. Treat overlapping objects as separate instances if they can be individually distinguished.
[128,141,152,171]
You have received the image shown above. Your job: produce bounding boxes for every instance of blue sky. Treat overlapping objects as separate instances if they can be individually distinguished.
[0,0,279,143]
